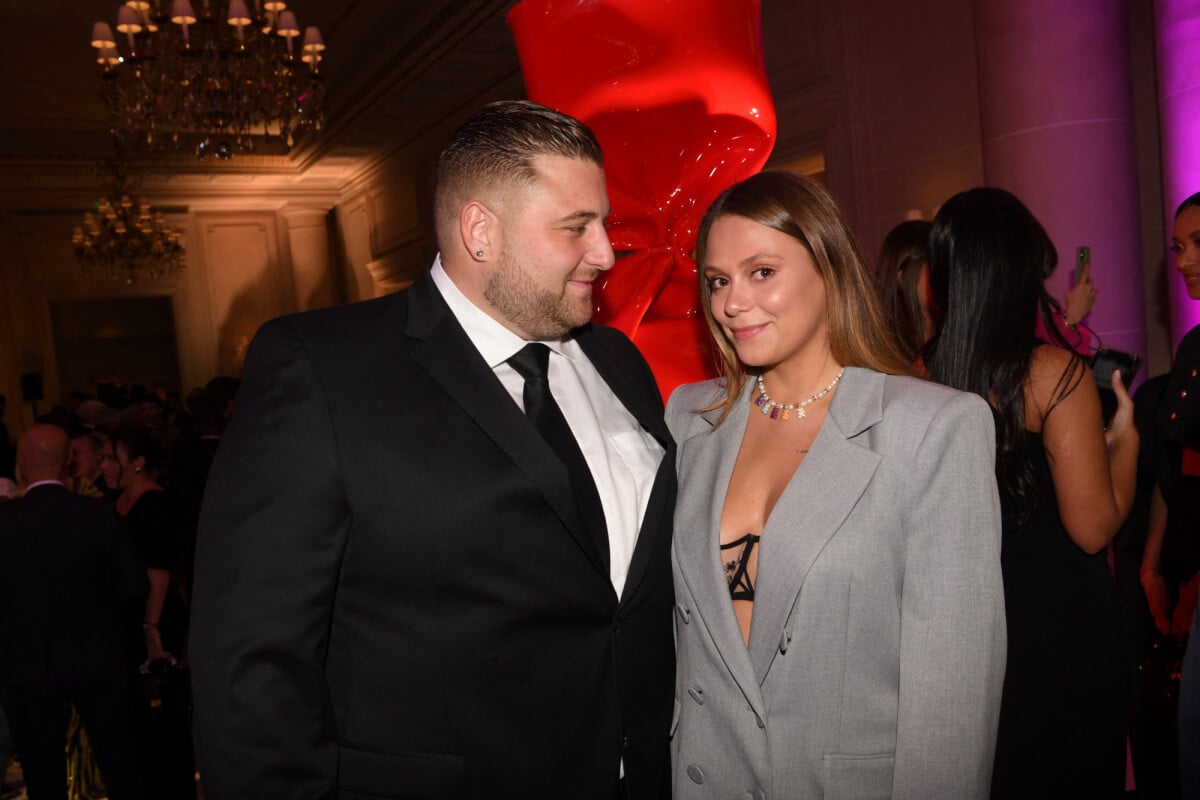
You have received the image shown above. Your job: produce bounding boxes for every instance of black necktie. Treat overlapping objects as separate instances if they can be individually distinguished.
[508,343,609,569]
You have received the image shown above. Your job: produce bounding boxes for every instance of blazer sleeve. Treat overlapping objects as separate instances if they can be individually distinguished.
[892,392,1006,799]
[189,317,348,799]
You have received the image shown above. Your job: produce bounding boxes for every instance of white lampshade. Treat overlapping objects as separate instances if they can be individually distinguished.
[91,21,117,48]
[275,10,299,36]
[301,26,324,52]
[170,0,196,24]
[115,5,143,33]
[227,0,252,26]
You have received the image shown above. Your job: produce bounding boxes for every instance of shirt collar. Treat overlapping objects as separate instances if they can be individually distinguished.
[25,479,66,491]
[430,254,574,367]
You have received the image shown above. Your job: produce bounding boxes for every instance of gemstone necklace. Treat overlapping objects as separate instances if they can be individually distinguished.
[754,368,845,421]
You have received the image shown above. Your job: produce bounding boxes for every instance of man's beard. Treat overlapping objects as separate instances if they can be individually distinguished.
[484,250,596,340]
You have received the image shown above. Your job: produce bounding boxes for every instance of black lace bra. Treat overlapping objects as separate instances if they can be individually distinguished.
[721,533,760,602]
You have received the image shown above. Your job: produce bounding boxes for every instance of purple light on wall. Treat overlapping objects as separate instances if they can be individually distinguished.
[1155,0,1200,348]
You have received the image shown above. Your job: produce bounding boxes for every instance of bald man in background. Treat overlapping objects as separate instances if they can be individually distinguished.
[0,425,147,800]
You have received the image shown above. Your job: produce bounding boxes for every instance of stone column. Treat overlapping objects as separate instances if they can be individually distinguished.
[975,0,1146,357]
[281,205,338,312]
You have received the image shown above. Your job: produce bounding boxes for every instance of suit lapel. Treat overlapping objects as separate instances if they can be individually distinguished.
[674,391,767,717]
[747,367,884,682]
[575,328,675,605]
[406,273,608,575]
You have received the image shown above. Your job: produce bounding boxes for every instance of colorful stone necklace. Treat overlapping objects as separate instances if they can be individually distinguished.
[754,367,845,421]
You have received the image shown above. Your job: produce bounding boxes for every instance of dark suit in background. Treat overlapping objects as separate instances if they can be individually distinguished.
[0,482,148,799]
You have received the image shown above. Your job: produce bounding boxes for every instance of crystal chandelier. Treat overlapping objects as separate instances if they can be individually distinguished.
[90,1,327,159]
[72,158,186,283]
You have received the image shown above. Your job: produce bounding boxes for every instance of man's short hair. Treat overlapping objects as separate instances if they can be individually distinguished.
[434,100,603,230]
[71,429,109,454]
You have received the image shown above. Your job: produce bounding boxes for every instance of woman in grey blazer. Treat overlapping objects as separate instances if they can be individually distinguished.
[666,171,1007,799]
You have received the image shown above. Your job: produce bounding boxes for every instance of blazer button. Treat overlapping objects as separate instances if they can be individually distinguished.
[687,687,704,705]
[676,603,691,624]
[623,735,631,751]
[687,764,705,784]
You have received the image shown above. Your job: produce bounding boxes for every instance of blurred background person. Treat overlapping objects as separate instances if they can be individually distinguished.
[0,425,146,800]
[874,219,935,370]
[110,429,194,800]
[925,187,1138,799]
[1138,191,1200,796]
[68,430,109,499]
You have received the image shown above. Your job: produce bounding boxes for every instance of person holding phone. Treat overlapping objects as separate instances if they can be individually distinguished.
[925,187,1138,798]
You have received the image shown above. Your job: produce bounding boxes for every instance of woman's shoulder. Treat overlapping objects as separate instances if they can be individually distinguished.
[667,378,724,409]
[876,370,989,420]
[665,378,726,439]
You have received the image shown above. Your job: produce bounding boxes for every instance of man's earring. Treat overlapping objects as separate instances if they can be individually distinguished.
[475,249,484,257]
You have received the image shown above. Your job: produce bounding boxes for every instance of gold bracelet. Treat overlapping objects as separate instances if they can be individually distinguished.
[1062,312,1079,332]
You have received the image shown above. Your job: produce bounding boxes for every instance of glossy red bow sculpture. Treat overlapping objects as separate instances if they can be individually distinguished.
[507,0,776,396]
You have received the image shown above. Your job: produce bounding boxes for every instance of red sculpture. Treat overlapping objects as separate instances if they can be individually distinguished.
[507,0,777,396]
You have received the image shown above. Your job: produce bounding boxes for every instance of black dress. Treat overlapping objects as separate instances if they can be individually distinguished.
[990,429,1128,799]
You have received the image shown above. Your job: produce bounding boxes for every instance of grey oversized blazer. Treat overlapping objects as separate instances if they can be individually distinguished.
[666,367,1006,799]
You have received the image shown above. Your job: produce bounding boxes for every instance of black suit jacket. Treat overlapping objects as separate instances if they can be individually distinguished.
[0,484,146,687]
[190,272,677,800]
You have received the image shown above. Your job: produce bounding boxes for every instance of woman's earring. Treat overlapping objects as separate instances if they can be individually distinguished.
[475,249,484,257]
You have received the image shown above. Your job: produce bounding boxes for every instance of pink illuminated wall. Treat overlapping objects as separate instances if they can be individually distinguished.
[975,0,1146,362]
[507,0,776,396]
[1155,0,1200,347]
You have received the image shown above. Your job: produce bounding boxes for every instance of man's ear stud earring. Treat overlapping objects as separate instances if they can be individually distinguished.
[475,249,484,257]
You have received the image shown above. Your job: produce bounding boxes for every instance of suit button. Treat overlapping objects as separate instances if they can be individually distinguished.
[687,764,705,784]
[623,735,631,750]
[613,621,622,635]
[676,603,691,624]
[687,687,704,705]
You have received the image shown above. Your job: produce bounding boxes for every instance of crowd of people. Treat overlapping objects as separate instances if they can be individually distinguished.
[0,98,1198,799]
[0,377,239,799]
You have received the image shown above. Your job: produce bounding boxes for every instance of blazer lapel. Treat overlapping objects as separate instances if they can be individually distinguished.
[747,367,884,682]
[575,328,675,605]
[674,392,767,718]
[406,273,608,575]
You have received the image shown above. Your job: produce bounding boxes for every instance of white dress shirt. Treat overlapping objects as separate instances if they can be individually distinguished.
[431,256,664,598]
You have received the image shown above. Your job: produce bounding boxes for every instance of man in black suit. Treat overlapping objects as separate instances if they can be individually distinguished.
[0,424,147,799]
[190,101,676,799]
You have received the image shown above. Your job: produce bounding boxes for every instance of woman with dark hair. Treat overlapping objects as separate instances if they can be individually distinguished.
[925,187,1138,798]
[113,429,186,665]
[112,428,195,799]
[666,171,1006,798]
[875,219,935,366]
